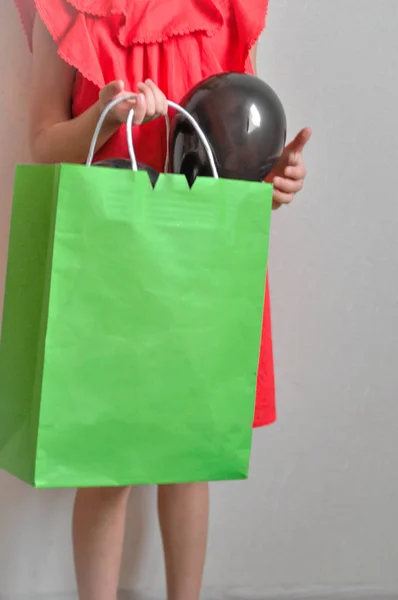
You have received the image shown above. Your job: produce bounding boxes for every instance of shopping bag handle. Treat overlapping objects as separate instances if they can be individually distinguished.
[86,94,219,179]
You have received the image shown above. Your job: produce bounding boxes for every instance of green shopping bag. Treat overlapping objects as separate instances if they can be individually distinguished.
[0,98,272,488]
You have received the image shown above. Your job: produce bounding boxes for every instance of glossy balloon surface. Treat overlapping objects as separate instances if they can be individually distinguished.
[171,73,286,185]
[94,158,159,187]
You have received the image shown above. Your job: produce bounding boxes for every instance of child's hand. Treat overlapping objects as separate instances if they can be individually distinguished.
[136,80,168,124]
[267,127,312,210]
[99,80,167,126]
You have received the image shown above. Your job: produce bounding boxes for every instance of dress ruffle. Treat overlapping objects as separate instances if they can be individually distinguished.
[68,0,224,44]
[15,0,228,87]
[15,0,268,85]
[233,0,269,55]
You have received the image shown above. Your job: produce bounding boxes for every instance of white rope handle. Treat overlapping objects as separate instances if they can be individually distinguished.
[86,94,218,179]
[86,94,134,167]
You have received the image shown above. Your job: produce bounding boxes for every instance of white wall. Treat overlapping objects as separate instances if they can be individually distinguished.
[1,1,398,599]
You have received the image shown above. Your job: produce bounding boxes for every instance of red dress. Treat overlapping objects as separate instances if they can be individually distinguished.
[15,0,276,427]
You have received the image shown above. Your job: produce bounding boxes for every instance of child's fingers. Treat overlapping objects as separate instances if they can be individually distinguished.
[273,176,303,195]
[137,82,156,117]
[288,127,312,154]
[133,93,147,125]
[287,151,301,167]
[285,164,306,180]
[101,80,125,103]
[272,189,294,205]
[145,79,168,116]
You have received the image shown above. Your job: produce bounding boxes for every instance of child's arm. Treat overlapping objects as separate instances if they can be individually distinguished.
[30,17,167,165]
[29,17,121,164]
[250,45,258,73]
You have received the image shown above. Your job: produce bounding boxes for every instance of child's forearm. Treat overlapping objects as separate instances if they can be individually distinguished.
[250,45,257,74]
[31,101,120,165]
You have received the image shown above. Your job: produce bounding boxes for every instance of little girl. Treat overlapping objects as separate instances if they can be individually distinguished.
[14,1,310,599]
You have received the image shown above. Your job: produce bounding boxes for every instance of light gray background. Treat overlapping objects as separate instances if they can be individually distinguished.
[0,1,397,599]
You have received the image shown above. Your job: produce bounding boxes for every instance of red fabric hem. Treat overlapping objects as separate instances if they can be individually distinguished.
[253,409,276,429]
[247,1,269,51]
[234,0,269,70]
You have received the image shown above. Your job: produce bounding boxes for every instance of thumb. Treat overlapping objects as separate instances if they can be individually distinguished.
[102,79,125,102]
[288,127,312,154]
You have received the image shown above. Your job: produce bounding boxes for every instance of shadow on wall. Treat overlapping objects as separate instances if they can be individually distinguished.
[0,474,76,595]
[0,473,158,596]
[0,3,31,320]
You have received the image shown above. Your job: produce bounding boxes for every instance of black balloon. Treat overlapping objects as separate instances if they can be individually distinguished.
[170,73,286,185]
[94,158,159,187]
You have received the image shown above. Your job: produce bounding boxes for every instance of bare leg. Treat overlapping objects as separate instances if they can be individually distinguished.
[72,486,131,600]
[158,482,209,600]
